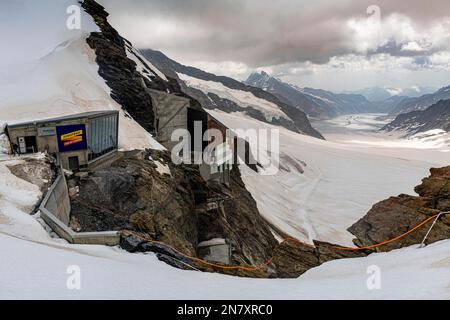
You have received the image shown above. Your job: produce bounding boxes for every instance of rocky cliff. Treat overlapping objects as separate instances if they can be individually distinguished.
[80,0,201,134]
[349,166,450,252]
[382,99,450,135]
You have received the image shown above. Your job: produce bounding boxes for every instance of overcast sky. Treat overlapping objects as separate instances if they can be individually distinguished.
[1,0,449,92]
[95,0,450,91]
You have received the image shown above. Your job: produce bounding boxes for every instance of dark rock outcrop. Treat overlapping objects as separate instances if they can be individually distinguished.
[69,150,279,272]
[382,99,450,135]
[349,166,450,252]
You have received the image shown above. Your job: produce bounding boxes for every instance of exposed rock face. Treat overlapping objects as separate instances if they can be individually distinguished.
[80,0,201,134]
[270,240,367,278]
[349,166,450,252]
[69,150,278,268]
[70,167,140,231]
[7,155,55,194]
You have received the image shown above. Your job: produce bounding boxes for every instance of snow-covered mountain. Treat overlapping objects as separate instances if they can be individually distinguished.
[346,86,436,102]
[140,51,324,139]
[300,87,377,115]
[383,99,450,136]
[390,85,450,115]
[244,71,333,119]
[245,71,378,119]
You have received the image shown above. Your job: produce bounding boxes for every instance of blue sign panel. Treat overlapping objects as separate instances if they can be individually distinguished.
[56,124,87,152]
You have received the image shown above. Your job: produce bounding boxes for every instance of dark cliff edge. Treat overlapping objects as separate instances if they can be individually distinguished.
[349,166,450,251]
[80,0,201,134]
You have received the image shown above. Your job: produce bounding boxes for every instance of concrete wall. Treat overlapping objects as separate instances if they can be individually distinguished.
[39,173,120,246]
[43,175,71,225]
[59,151,89,170]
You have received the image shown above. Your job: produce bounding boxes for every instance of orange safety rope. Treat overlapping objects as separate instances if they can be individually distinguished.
[127,212,447,272]
[332,213,444,251]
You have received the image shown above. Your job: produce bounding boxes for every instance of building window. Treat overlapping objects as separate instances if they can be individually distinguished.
[88,114,118,161]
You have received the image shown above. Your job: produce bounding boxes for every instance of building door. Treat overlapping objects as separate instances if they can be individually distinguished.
[24,136,37,153]
[68,156,80,171]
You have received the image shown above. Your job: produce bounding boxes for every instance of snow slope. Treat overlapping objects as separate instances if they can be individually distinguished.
[0,155,51,242]
[208,110,449,246]
[177,72,289,122]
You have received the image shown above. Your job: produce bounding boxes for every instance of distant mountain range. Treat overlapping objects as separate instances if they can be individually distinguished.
[344,86,437,103]
[245,71,450,134]
[140,51,324,139]
[382,85,450,135]
[388,85,450,115]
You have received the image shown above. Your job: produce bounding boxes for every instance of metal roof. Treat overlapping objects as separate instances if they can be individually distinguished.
[7,110,119,129]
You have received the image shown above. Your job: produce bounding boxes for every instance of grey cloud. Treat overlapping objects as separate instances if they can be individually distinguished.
[98,0,450,68]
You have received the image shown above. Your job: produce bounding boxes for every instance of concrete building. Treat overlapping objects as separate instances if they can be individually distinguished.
[150,88,231,185]
[6,111,119,170]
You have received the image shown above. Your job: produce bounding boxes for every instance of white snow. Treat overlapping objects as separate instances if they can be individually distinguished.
[154,161,171,176]
[0,231,449,299]
[0,123,10,154]
[198,238,227,247]
[177,72,289,122]
[148,155,171,176]
[208,110,449,246]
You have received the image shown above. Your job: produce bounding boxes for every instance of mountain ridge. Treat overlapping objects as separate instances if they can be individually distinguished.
[245,71,384,119]
[383,99,450,135]
[141,49,324,139]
